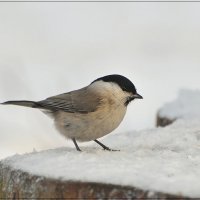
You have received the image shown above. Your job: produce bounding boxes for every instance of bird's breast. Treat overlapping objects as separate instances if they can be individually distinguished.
[54,99,127,141]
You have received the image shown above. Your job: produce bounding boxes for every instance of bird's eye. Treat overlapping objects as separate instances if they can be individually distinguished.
[121,87,127,91]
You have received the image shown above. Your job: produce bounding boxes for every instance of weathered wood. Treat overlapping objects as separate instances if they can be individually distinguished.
[156,112,176,127]
[0,162,191,200]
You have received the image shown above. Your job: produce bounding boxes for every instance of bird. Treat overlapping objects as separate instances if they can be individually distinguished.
[2,74,143,151]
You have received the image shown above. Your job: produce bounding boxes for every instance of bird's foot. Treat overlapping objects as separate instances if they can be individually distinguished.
[94,139,120,151]
[103,147,120,151]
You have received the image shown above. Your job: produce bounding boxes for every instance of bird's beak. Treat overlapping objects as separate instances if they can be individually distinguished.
[132,93,143,99]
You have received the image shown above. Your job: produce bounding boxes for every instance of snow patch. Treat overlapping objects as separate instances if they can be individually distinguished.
[159,89,200,120]
[2,118,200,198]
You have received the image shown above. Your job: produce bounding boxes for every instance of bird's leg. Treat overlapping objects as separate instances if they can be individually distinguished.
[94,139,119,151]
[72,138,81,151]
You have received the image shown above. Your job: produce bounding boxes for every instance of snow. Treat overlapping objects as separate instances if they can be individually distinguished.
[2,118,200,198]
[2,89,200,198]
[158,89,200,120]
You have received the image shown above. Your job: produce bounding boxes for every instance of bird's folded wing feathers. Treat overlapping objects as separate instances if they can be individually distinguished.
[37,87,101,113]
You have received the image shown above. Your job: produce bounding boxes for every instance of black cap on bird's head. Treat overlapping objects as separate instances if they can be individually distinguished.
[92,74,143,103]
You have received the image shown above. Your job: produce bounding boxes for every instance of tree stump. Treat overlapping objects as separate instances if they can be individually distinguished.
[0,162,190,199]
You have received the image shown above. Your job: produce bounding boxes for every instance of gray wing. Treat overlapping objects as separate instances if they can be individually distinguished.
[37,87,101,113]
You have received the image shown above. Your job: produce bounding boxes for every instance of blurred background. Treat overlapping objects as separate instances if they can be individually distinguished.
[1,2,200,159]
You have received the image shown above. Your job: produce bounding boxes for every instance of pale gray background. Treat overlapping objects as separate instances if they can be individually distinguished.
[1,3,200,159]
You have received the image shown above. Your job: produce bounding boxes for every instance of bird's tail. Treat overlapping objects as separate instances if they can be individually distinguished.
[1,100,39,108]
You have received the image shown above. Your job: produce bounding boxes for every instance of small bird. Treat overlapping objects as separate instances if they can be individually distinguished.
[2,74,142,151]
